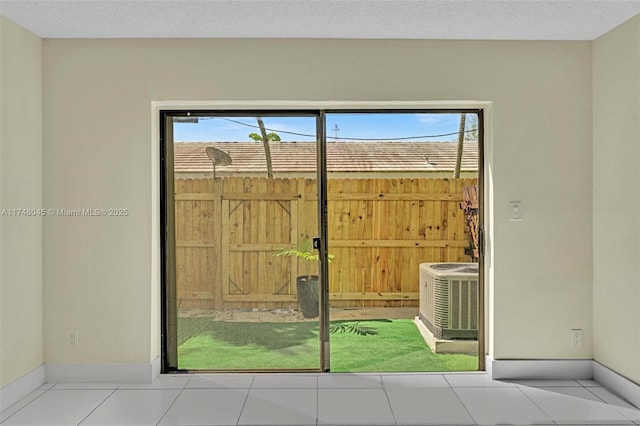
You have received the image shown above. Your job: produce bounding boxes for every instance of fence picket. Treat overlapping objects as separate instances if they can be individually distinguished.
[175,177,477,310]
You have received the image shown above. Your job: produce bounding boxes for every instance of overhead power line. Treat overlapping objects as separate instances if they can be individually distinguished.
[196,117,477,141]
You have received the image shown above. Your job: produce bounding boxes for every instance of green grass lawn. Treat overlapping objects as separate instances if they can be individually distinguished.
[177,318,478,372]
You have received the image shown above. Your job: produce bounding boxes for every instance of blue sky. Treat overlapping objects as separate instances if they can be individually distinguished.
[173,113,474,142]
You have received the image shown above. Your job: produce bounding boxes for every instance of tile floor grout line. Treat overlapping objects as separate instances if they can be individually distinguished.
[448,384,479,426]
[513,383,558,426]
[183,376,193,390]
[584,386,612,404]
[588,386,640,424]
[0,387,50,424]
[443,375,453,387]
[236,375,256,426]
[446,385,516,388]
[443,371,483,423]
[591,385,640,410]
[527,384,640,425]
[378,375,399,426]
[75,388,118,426]
[154,388,184,426]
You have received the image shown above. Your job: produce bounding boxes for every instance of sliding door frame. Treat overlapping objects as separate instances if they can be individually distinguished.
[321,108,485,372]
[160,109,325,373]
[160,107,485,373]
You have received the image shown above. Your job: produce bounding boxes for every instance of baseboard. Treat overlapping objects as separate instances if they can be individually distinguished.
[593,361,640,409]
[151,356,161,380]
[0,365,45,411]
[487,357,640,408]
[484,355,493,377]
[46,358,160,384]
[488,357,593,380]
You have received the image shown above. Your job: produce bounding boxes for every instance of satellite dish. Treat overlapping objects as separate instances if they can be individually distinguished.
[205,146,232,178]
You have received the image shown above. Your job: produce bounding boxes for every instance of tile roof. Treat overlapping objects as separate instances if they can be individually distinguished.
[174,141,478,174]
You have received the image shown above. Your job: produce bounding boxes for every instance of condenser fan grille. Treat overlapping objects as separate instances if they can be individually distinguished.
[419,262,479,340]
[430,263,464,270]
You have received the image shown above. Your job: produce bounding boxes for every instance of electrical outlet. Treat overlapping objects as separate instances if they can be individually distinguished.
[510,201,522,221]
[570,329,583,349]
[66,330,79,347]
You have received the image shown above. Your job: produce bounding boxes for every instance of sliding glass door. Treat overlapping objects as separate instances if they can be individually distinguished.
[161,108,483,373]
[162,112,324,371]
[324,111,481,372]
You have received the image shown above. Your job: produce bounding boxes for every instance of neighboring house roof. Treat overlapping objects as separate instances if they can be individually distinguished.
[173,141,478,174]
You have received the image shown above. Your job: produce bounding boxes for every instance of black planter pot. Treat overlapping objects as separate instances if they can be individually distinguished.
[296,275,319,318]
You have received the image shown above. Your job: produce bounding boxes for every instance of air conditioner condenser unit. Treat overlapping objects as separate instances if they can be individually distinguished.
[419,262,479,340]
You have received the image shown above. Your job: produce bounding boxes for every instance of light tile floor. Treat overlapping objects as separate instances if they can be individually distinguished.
[2,373,639,425]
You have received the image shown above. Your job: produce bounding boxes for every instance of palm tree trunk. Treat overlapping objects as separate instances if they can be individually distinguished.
[453,114,466,179]
[257,117,274,178]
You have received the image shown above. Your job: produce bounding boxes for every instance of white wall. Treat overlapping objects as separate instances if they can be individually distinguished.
[0,16,43,387]
[42,38,593,366]
[593,15,640,384]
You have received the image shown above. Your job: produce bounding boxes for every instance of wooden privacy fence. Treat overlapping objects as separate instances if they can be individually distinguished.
[175,177,477,311]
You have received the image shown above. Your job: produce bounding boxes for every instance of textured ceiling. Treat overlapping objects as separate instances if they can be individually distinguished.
[1,0,640,40]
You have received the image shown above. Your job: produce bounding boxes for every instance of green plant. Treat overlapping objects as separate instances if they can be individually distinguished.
[248,118,281,178]
[248,131,281,143]
[330,321,378,336]
[275,239,334,276]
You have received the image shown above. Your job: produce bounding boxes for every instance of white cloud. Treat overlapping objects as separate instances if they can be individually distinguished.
[415,114,443,125]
